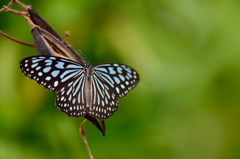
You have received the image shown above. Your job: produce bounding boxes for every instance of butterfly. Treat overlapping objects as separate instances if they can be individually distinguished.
[19,55,140,120]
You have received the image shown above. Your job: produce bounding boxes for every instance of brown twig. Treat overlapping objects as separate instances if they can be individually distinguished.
[13,0,31,11]
[62,31,72,48]
[0,0,14,13]
[6,0,15,8]
[62,31,70,43]
[0,1,36,47]
[80,119,94,159]
[0,30,35,47]
[0,8,5,13]
[0,0,29,13]
[2,6,39,31]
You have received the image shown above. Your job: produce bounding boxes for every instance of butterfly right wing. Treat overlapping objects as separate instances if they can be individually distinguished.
[19,55,86,117]
[88,63,139,120]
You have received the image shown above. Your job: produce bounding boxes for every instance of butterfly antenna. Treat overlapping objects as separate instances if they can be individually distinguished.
[78,50,88,61]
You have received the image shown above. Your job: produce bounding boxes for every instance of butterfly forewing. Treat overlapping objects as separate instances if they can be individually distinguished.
[88,73,119,120]
[19,56,84,91]
[94,63,140,98]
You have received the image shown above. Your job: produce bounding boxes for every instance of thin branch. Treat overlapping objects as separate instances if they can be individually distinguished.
[80,119,94,159]
[0,0,28,13]
[2,5,28,17]
[0,30,35,47]
[0,8,5,13]
[62,31,72,48]
[61,31,70,43]
[0,0,15,13]
[13,0,31,11]
[6,0,16,8]
[2,6,39,31]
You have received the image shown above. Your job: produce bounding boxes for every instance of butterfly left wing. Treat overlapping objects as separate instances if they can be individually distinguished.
[20,55,87,117]
[93,63,140,98]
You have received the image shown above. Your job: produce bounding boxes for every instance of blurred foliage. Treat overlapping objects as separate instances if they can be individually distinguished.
[0,0,240,158]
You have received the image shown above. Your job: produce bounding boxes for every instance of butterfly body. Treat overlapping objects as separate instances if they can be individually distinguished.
[20,56,139,120]
[83,61,92,109]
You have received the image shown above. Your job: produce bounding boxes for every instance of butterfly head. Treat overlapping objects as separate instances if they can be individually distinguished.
[84,60,92,78]
[84,61,90,68]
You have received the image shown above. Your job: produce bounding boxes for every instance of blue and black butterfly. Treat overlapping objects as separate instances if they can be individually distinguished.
[19,56,139,120]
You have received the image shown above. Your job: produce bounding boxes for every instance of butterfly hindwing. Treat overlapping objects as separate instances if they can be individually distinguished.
[88,73,119,120]
[55,74,87,117]
[93,63,140,98]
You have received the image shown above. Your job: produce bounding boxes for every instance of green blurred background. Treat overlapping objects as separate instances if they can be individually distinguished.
[0,0,240,158]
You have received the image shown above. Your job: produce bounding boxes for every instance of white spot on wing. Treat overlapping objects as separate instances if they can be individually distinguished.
[54,81,59,87]
[46,76,51,81]
[116,87,120,93]
[121,84,125,89]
